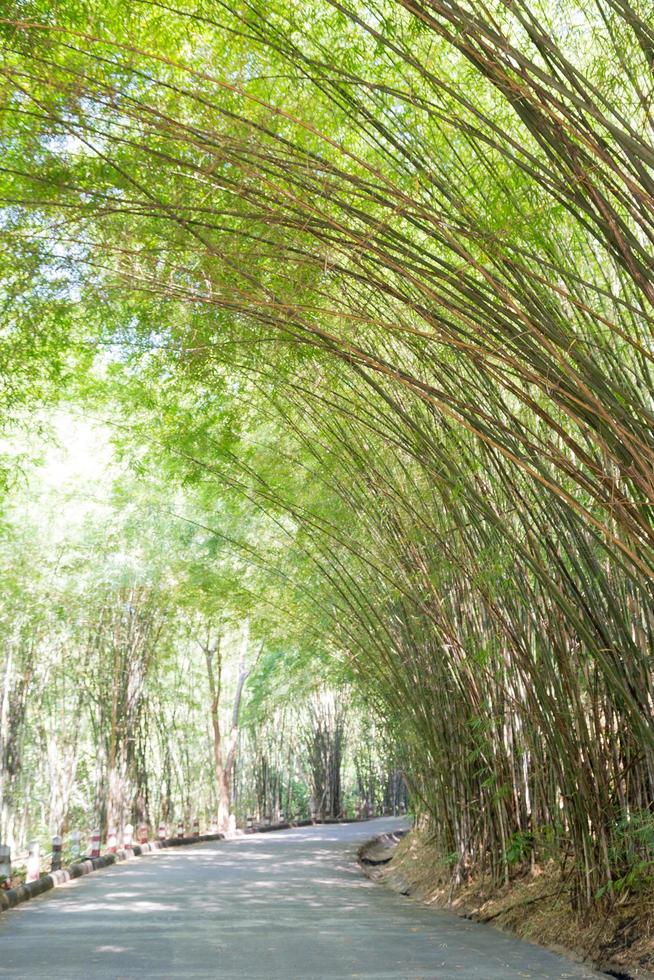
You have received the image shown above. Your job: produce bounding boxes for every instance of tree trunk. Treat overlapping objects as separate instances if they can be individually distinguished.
[203,622,251,832]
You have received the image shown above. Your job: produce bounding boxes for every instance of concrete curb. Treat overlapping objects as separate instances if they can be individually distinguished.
[358,830,408,866]
[0,816,375,915]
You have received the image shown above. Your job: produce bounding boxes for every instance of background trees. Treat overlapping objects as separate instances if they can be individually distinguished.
[0,410,397,854]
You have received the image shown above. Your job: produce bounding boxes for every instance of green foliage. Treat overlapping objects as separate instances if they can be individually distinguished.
[505,831,535,867]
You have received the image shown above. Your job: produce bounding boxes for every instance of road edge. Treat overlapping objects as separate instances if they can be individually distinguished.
[357,831,630,980]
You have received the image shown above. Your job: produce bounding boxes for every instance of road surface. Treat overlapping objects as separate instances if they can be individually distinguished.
[0,817,605,978]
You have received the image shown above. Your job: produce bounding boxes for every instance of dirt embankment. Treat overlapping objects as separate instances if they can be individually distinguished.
[358,830,654,980]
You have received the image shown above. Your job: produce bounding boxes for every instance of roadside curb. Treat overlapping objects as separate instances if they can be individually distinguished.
[357,829,408,866]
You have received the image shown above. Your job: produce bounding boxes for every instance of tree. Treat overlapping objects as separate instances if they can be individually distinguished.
[199,622,251,832]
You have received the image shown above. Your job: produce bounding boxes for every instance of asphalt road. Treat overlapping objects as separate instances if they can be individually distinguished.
[0,817,606,979]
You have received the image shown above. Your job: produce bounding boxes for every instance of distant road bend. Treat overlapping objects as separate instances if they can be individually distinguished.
[0,817,605,978]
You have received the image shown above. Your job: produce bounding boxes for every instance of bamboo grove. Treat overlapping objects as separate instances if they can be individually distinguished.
[1,0,654,912]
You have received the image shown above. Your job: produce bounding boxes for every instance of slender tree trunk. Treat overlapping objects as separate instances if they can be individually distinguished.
[0,647,13,843]
[204,623,251,831]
